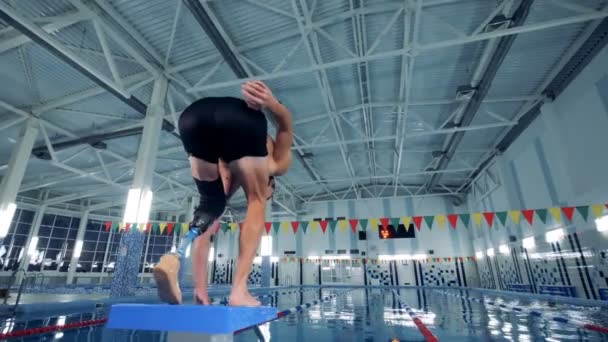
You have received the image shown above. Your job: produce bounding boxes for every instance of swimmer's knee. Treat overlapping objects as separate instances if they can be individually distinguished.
[191,178,226,233]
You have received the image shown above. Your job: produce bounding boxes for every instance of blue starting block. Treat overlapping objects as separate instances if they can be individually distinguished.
[106,304,277,342]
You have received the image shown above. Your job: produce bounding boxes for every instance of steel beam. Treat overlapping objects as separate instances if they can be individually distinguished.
[425,0,534,191]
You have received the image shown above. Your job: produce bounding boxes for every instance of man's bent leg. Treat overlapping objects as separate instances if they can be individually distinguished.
[192,222,216,305]
[227,157,268,306]
[154,156,224,304]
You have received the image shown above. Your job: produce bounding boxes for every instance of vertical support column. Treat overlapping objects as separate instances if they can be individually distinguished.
[0,118,39,239]
[111,76,168,298]
[67,209,89,284]
[16,191,48,284]
[260,256,271,288]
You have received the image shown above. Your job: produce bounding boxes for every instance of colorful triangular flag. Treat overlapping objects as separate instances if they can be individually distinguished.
[496,212,507,226]
[522,210,534,225]
[105,221,112,232]
[291,221,300,234]
[301,221,309,234]
[349,219,359,233]
[509,211,521,225]
[576,206,589,221]
[310,221,318,233]
[447,215,458,230]
[319,220,328,234]
[339,220,347,233]
[273,221,281,234]
[424,216,434,230]
[536,209,548,224]
[167,223,174,235]
[181,223,189,235]
[459,214,470,228]
[119,222,124,232]
[328,220,337,233]
[591,204,604,218]
[370,218,379,232]
[152,223,158,233]
[562,207,575,222]
[413,216,423,231]
[549,207,562,223]
[125,223,131,233]
[401,217,412,229]
[390,217,400,229]
[230,222,238,233]
[483,212,495,227]
[265,222,272,235]
[221,222,229,233]
[359,219,368,231]
[436,215,446,229]
[472,213,482,227]
[146,223,152,234]
[281,222,289,233]
[380,218,390,229]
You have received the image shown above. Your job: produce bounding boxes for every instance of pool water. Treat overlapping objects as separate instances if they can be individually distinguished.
[1,287,607,341]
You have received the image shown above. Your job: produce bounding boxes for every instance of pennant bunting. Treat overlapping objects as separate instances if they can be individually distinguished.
[310,221,318,233]
[349,219,359,233]
[591,204,604,218]
[401,217,412,230]
[536,209,548,224]
[562,207,575,222]
[576,206,589,221]
[301,221,309,234]
[328,220,338,233]
[483,212,495,227]
[273,221,281,234]
[496,212,507,226]
[472,213,482,227]
[390,217,401,229]
[221,223,229,233]
[125,223,131,233]
[359,219,368,231]
[424,216,434,230]
[447,215,458,230]
[105,221,111,232]
[167,223,174,235]
[549,208,562,223]
[230,222,238,233]
[291,221,300,233]
[370,218,379,232]
[181,223,189,235]
[281,222,289,233]
[139,223,146,231]
[118,222,124,232]
[339,220,347,233]
[522,210,534,225]
[413,216,423,231]
[265,222,272,235]
[459,214,470,228]
[319,220,329,234]
[379,218,389,229]
[435,215,446,229]
[509,211,521,225]
[146,223,152,234]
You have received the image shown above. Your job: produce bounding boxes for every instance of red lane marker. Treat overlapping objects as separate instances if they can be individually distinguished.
[412,317,439,342]
[584,323,608,334]
[0,318,108,340]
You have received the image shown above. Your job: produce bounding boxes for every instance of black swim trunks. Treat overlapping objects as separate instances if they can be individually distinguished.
[178,97,268,163]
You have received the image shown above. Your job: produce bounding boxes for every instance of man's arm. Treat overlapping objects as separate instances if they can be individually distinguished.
[266,100,292,176]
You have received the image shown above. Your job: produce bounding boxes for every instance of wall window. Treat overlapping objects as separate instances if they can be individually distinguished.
[34,214,79,272]
[0,209,34,271]
[143,232,174,273]
[80,220,111,273]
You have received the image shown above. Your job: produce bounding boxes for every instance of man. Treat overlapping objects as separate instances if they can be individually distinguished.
[154,81,292,306]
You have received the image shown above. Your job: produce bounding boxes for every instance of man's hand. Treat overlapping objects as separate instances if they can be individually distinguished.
[242,81,278,110]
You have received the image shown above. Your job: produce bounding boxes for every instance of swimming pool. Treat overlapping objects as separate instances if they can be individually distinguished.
[1,286,607,341]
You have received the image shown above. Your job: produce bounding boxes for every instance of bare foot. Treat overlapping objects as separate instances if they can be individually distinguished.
[194,290,211,305]
[228,291,261,307]
[153,254,182,304]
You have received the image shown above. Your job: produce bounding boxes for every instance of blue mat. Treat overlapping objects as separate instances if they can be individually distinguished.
[107,304,278,334]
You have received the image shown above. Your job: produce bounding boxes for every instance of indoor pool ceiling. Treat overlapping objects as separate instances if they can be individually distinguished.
[0,0,607,218]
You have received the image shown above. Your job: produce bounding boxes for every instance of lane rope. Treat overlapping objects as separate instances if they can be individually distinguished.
[0,318,108,340]
[391,290,439,342]
[234,289,352,335]
[434,289,608,334]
